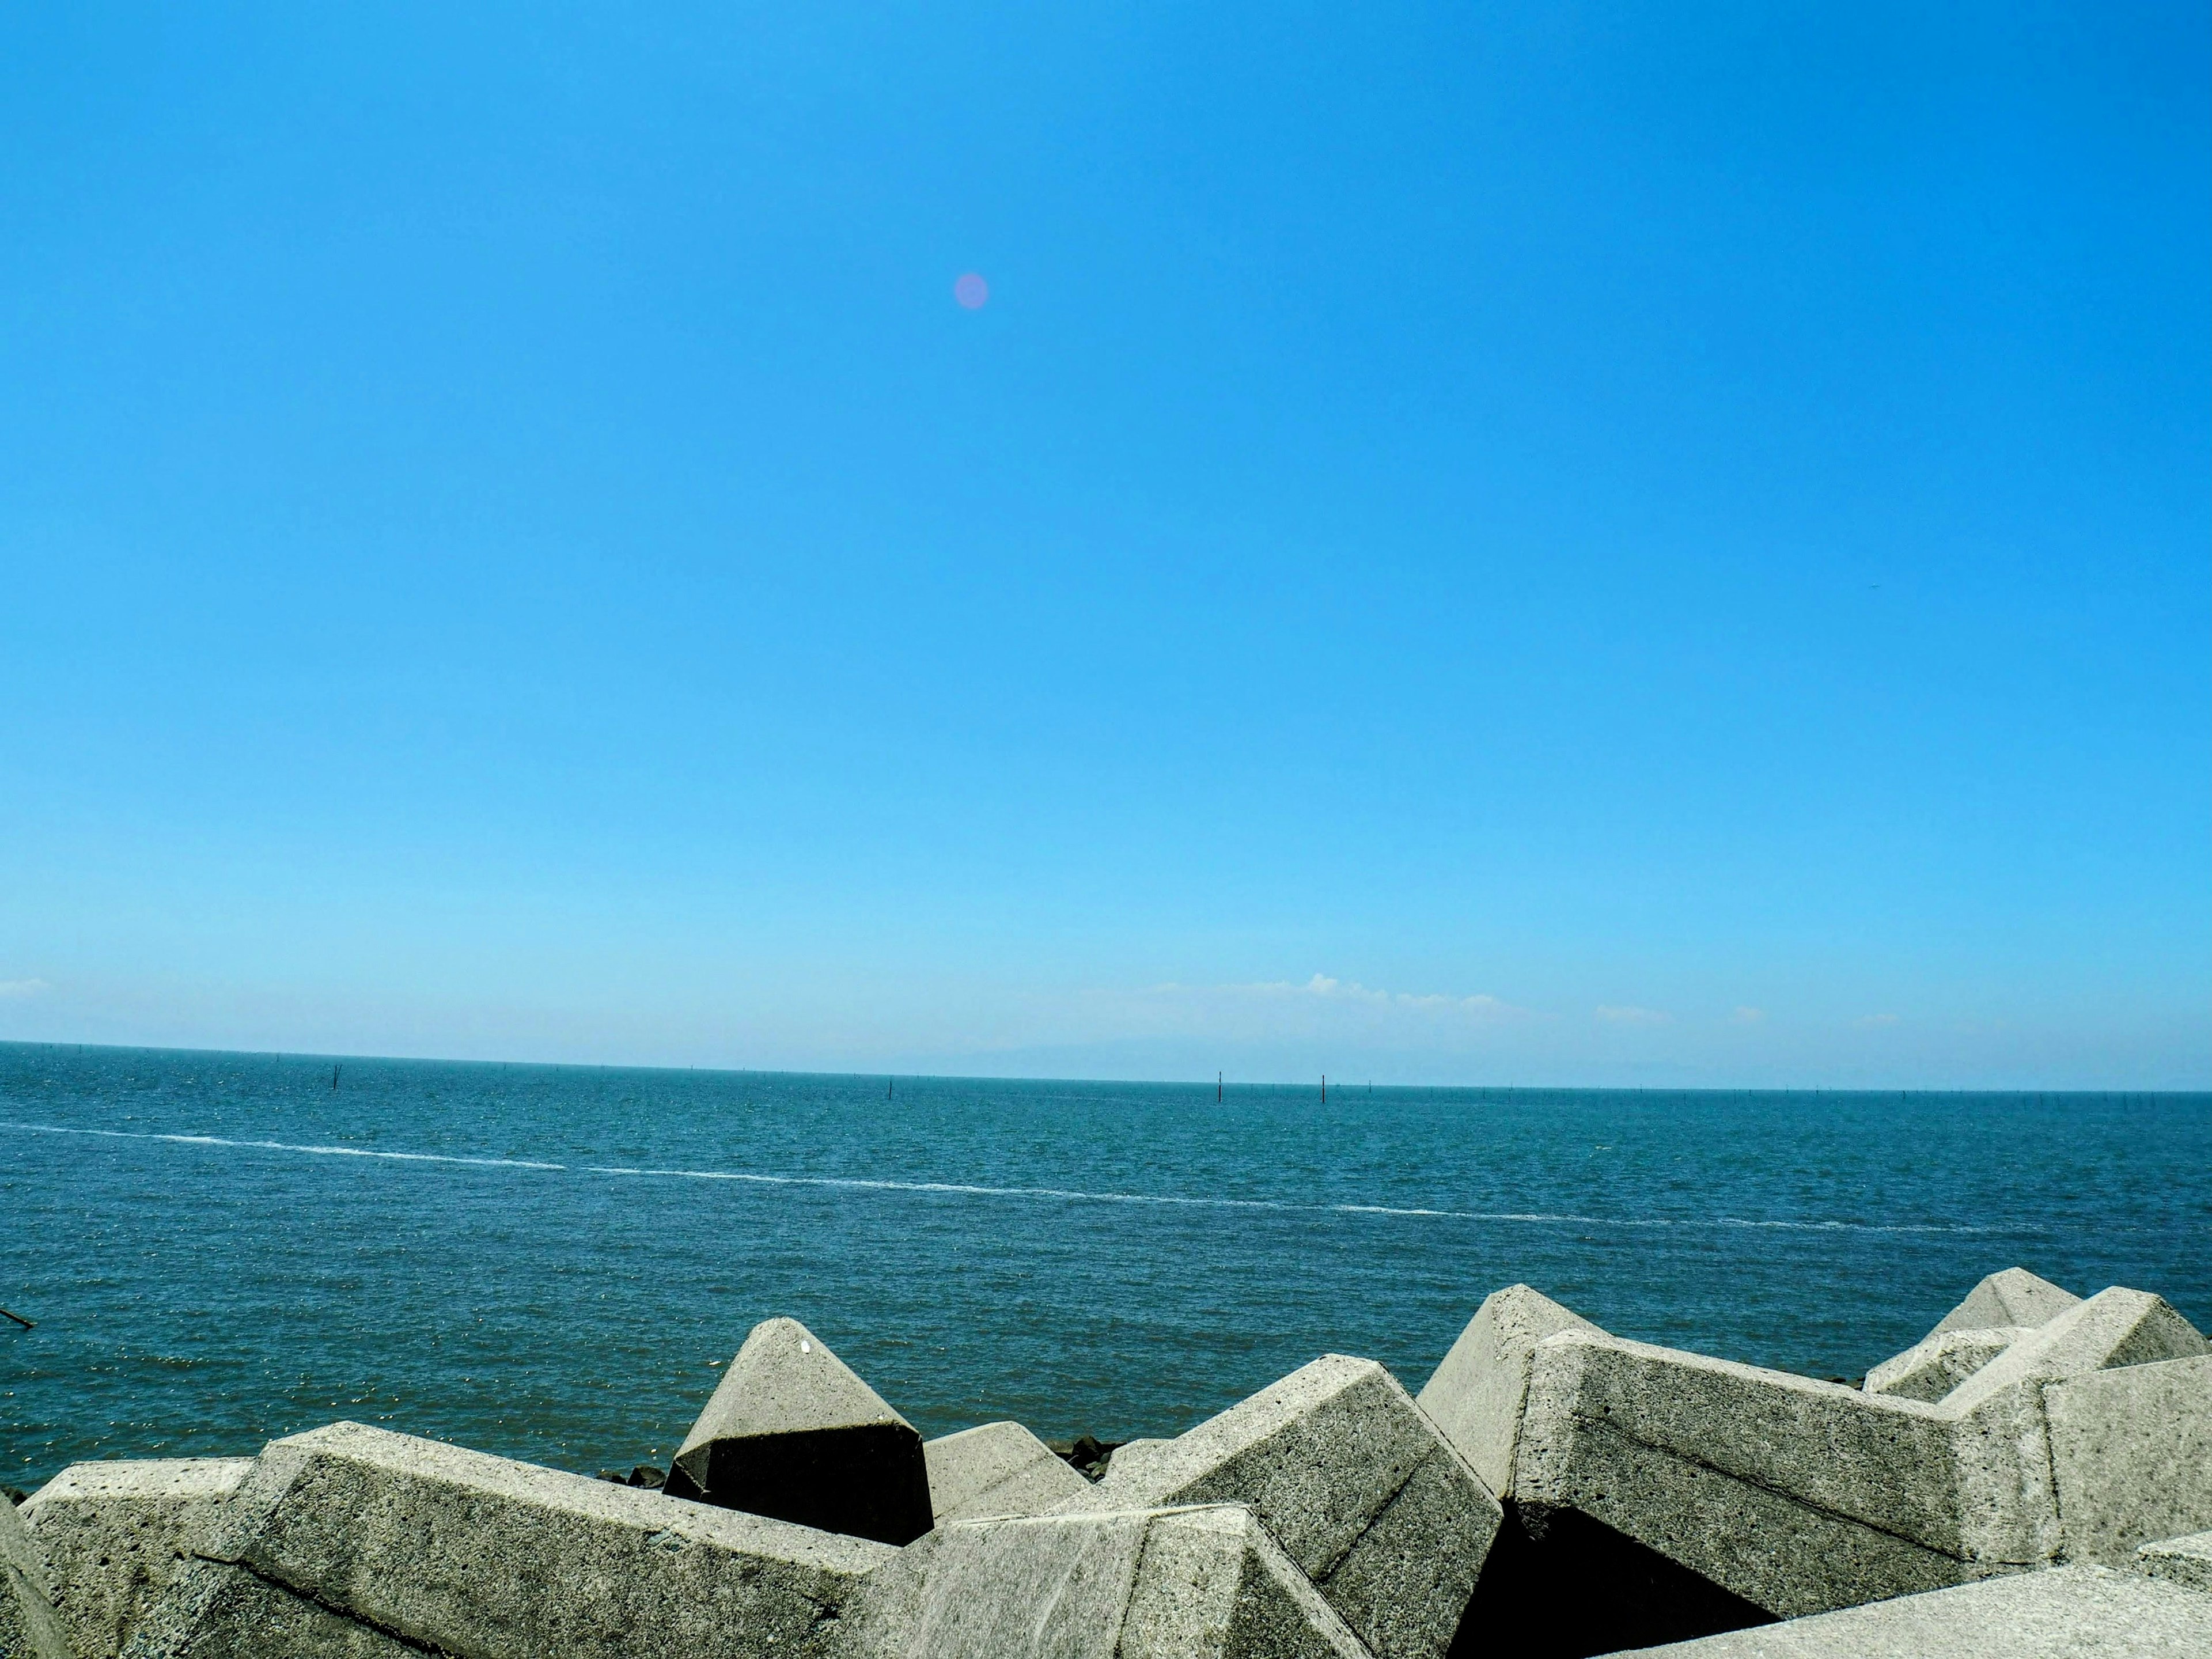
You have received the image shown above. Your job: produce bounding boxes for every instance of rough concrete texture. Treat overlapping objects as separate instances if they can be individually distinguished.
[1863,1327,2024,1404]
[22,1457,253,1659]
[1607,1563,2212,1657]
[922,1422,1089,1526]
[1931,1267,2082,1336]
[1417,1285,1603,1497]
[117,1563,415,1659]
[666,1316,934,1546]
[1503,1281,2211,1619]
[128,1421,895,1659]
[2137,1530,2212,1595]
[835,1503,1372,1659]
[2044,1356,2212,1567]
[1069,1353,1500,1659]
[2,1488,73,1659]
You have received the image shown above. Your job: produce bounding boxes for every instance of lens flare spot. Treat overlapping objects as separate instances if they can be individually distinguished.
[953,272,989,309]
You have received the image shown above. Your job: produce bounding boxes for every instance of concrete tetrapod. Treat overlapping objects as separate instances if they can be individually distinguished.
[119,1421,895,1659]
[666,1317,935,1546]
[1419,1275,2212,1632]
[834,1503,1372,1659]
[22,1457,253,1659]
[1604,1562,2212,1658]
[2,1489,73,1659]
[1060,1354,1501,1659]
[921,1422,1089,1526]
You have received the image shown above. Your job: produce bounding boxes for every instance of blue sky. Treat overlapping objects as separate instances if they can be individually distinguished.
[2,3,2206,1086]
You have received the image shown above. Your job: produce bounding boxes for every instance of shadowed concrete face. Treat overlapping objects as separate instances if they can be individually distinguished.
[122,1421,893,1659]
[2,1489,73,1659]
[836,1503,1373,1659]
[1065,1354,1500,1659]
[1612,1562,2212,1657]
[1863,1327,2025,1404]
[666,1317,934,1546]
[922,1422,1088,1526]
[23,1457,253,1659]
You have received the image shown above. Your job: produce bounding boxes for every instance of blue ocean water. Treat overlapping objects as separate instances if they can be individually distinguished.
[3,1042,2206,1493]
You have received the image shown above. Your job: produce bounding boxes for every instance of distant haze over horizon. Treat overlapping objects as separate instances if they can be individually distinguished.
[2,5,2206,1090]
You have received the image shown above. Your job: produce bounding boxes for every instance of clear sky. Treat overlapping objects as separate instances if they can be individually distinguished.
[3,3,2206,1087]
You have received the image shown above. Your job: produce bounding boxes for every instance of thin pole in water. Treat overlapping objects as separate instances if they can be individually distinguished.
[1,1307,33,1330]
[331,1064,341,1092]
[1217,1071,1222,1103]
[1321,1074,1327,1104]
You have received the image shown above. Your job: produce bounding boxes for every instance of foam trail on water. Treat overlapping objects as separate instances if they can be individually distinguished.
[2,1120,2005,1236]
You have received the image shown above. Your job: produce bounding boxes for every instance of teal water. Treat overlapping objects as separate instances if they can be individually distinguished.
[3,1042,2207,1492]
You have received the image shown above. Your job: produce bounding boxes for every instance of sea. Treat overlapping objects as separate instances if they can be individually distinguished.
[3,1042,2206,1494]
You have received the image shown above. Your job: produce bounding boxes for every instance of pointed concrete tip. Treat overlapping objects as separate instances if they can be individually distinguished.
[1933,1268,2082,1336]
[682,1317,912,1453]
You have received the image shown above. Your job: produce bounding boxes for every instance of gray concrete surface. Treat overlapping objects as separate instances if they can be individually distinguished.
[2,1490,72,1659]
[1931,1268,2082,1336]
[1485,1276,2211,1619]
[1416,1284,1601,1496]
[666,1317,934,1545]
[127,1421,894,1659]
[836,1503,1372,1659]
[2044,1356,2212,1566]
[922,1422,1088,1526]
[1066,1353,1499,1659]
[1863,1327,2023,1404]
[117,1563,415,1659]
[22,1458,252,1659]
[1605,1563,2212,1657]
[2137,1530,2212,1595]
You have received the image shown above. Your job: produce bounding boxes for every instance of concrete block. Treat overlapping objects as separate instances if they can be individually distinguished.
[1070,1353,1500,1659]
[836,1503,1372,1658]
[22,1457,252,1659]
[1416,1284,1603,1496]
[1931,1267,2081,1336]
[1608,1562,2212,1657]
[2,1490,72,1659]
[1944,1286,2208,1414]
[127,1421,894,1659]
[2137,1529,2212,1594]
[922,1422,1089,1526]
[665,1317,934,1546]
[1516,1334,1969,1619]
[2044,1355,2212,1566]
[1863,1327,2024,1404]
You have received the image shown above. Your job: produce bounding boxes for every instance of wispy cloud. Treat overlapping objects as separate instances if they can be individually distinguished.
[1594,1004,1670,1025]
[1857,1013,1900,1028]
[1065,973,1533,1048]
[1729,1006,1767,1024]
[0,978,49,999]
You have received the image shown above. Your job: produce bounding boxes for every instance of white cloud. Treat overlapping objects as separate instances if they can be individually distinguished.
[1594,1003,1670,1025]
[0,978,50,999]
[1729,1006,1767,1024]
[1066,972,1533,1048]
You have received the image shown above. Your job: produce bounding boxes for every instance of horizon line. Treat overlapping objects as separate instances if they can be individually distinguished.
[1,1037,2205,1099]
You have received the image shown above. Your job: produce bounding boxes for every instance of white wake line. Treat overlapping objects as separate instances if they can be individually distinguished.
[1,1120,2006,1236]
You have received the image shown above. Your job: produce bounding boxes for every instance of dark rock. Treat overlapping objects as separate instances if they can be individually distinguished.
[3,1488,25,1508]
[628,1465,665,1490]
